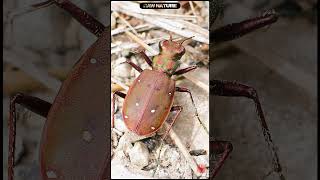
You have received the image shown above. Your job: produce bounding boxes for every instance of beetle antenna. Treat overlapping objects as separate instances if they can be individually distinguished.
[169,33,173,41]
[178,36,195,45]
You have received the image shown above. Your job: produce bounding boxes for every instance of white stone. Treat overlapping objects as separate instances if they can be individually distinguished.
[117,133,133,154]
[113,118,128,133]
[128,142,149,169]
[113,63,132,79]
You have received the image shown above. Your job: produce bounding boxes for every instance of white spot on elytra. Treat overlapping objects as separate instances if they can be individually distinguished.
[169,92,172,95]
[135,103,139,106]
[46,170,57,179]
[138,79,141,82]
[90,58,97,64]
[151,126,155,130]
[82,130,92,142]
[124,115,128,119]
[151,109,155,113]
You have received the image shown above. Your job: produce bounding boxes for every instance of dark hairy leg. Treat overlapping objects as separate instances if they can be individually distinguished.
[155,105,182,177]
[136,50,153,68]
[8,0,106,39]
[173,65,198,76]
[32,0,106,37]
[126,59,143,73]
[8,93,52,180]
[211,80,285,180]
[211,10,278,43]
[175,87,209,134]
[209,140,233,179]
[161,105,183,141]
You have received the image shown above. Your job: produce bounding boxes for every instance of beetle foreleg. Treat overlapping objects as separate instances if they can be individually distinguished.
[125,59,143,73]
[8,0,106,39]
[51,0,105,37]
[211,80,286,180]
[209,140,233,179]
[8,93,52,180]
[173,65,197,76]
[112,91,126,128]
[136,49,153,68]
[175,87,209,134]
[161,105,183,141]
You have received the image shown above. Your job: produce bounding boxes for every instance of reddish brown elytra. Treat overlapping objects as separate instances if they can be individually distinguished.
[112,35,203,139]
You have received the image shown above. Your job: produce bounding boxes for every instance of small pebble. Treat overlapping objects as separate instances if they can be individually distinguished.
[128,142,150,169]
[113,63,132,79]
[189,149,207,156]
[117,133,133,154]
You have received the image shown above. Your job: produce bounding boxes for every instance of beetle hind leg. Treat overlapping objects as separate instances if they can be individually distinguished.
[154,106,182,176]
[211,80,285,180]
[210,140,233,178]
[8,93,52,180]
[161,105,183,141]
[175,87,209,134]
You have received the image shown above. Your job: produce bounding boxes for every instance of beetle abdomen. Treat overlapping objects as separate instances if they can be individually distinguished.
[122,69,175,135]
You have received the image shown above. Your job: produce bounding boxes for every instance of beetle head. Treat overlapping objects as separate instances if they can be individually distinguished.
[159,34,193,61]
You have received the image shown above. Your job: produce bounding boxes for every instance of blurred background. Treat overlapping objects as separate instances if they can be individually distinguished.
[2,0,317,179]
[211,0,317,180]
[3,0,108,179]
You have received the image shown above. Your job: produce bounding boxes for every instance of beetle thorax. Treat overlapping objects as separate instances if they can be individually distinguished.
[152,38,186,75]
[152,53,181,75]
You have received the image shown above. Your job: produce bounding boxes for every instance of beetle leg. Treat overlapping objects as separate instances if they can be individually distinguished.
[175,87,209,134]
[126,59,143,73]
[50,0,106,37]
[211,9,278,44]
[10,0,105,38]
[211,80,285,180]
[172,65,197,76]
[112,91,126,128]
[133,47,153,68]
[8,93,52,180]
[139,51,153,68]
[210,140,233,179]
[161,106,183,141]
